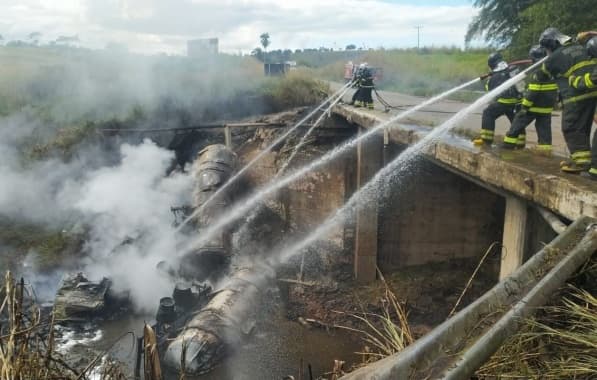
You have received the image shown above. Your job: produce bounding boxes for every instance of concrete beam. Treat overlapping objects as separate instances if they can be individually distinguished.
[500,196,528,279]
[354,128,383,282]
[332,105,597,222]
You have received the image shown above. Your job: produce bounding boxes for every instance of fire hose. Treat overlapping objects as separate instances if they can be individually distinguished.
[372,88,482,116]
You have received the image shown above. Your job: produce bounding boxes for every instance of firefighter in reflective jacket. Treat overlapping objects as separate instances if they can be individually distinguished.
[570,37,597,92]
[473,52,522,146]
[350,64,364,106]
[501,46,558,153]
[568,36,597,179]
[352,63,375,109]
[539,28,597,174]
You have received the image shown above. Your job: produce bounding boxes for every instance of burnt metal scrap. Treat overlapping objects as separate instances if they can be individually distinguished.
[145,143,276,375]
[53,273,112,321]
[178,144,238,281]
[161,265,274,375]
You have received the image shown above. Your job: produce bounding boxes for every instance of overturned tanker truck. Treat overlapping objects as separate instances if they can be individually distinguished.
[145,144,275,375]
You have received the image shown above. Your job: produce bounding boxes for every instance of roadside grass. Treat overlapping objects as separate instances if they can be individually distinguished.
[0,218,84,272]
[260,69,330,111]
[305,48,489,100]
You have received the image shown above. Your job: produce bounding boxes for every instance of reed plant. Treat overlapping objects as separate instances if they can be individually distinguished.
[477,285,597,379]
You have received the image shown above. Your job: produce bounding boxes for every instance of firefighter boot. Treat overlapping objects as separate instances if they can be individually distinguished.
[473,128,494,146]
[561,161,591,173]
[561,151,591,173]
[529,144,552,157]
[501,134,520,149]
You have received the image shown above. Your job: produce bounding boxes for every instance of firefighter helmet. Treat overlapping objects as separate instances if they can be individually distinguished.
[487,52,503,70]
[587,37,597,58]
[539,27,571,51]
[528,45,546,63]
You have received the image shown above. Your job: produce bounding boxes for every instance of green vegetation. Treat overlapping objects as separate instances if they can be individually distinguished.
[303,48,489,98]
[260,69,329,111]
[0,45,332,271]
[0,218,83,271]
[468,0,597,55]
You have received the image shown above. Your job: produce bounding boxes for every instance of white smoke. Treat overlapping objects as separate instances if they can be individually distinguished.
[0,114,194,311]
[0,47,261,312]
[61,139,193,312]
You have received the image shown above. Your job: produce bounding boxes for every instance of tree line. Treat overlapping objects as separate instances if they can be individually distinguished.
[467,0,595,56]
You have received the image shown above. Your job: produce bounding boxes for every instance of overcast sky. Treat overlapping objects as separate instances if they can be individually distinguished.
[0,0,477,55]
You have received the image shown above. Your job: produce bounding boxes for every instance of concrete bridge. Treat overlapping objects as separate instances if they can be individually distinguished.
[332,102,597,282]
[331,98,597,379]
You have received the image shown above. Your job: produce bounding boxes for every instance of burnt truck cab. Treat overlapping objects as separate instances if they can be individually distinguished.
[179,144,238,282]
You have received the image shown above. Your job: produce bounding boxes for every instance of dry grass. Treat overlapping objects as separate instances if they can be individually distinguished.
[0,271,128,379]
[477,284,597,379]
[339,270,414,364]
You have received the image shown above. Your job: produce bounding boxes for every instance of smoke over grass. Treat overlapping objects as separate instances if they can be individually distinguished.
[306,47,489,100]
[0,43,329,311]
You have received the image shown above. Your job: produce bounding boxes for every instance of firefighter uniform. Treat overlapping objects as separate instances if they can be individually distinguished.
[359,67,375,110]
[476,64,521,145]
[541,37,597,172]
[568,36,597,178]
[503,57,558,153]
[350,66,362,106]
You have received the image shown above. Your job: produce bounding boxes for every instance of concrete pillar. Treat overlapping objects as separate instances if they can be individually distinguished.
[354,128,383,282]
[224,125,232,148]
[499,196,528,279]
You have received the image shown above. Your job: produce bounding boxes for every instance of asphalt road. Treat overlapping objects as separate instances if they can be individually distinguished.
[331,82,570,158]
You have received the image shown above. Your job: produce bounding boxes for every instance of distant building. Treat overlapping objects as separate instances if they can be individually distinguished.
[187,38,219,58]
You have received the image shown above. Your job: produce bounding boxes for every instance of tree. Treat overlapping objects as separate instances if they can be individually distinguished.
[55,35,79,46]
[260,33,270,52]
[28,32,41,45]
[251,47,264,61]
[511,0,596,54]
[345,44,356,50]
[466,0,536,47]
[260,33,270,73]
[467,0,597,55]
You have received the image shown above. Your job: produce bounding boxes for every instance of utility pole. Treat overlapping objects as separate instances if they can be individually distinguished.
[415,25,423,50]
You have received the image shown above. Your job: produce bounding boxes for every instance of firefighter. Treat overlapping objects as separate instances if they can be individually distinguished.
[539,27,597,173]
[501,46,558,154]
[473,52,522,146]
[350,63,364,107]
[358,64,375,110]
[568,36,597,179]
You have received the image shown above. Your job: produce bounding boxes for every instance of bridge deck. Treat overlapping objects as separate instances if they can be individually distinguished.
[333,104,597,221]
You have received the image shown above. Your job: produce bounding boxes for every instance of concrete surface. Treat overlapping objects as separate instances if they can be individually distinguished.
[333,83,570,157]
[333,104,597,222]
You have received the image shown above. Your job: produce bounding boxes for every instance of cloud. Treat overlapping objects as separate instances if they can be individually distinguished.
[0,0,476,53]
